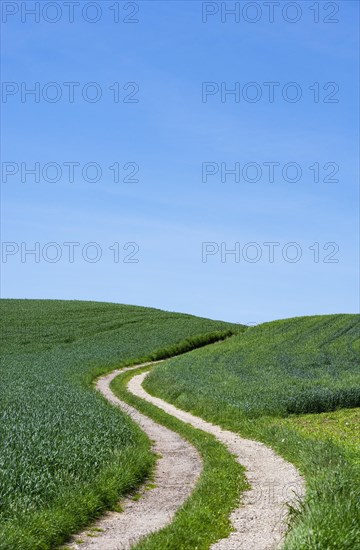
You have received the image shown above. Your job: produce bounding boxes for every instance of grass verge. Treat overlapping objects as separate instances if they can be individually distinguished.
[269,410,360,549]
[111,365,248,550]
[1,445,154,550]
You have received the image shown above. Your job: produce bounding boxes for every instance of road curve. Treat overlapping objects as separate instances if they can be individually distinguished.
[66,362,202,550]
[66,360,305,549]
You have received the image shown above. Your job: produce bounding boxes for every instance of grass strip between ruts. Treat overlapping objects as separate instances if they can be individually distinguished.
[111,365,248,550]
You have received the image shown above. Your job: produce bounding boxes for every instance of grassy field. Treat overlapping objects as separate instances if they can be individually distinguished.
[145,314,360,549]
[0,299,239,550]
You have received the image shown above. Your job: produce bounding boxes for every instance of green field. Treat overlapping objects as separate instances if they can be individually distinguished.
[2,301,359,549]
[146,315,359,420]
[0,299,237,550]
[145,314,360,549]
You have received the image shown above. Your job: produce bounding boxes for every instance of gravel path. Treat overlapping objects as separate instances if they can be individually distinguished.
[66,360,305,549]
[65,362,202,549]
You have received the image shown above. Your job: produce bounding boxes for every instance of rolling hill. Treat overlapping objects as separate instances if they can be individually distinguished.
[0,299,238,550]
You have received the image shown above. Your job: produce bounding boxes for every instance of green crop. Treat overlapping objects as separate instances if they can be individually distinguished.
[0,299,237,549]
[146,314,360,420]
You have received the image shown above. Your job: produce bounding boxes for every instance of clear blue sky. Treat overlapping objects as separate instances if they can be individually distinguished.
[1,1,359,323]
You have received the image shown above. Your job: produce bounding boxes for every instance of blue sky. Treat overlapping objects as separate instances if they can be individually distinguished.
[1,0,359,323]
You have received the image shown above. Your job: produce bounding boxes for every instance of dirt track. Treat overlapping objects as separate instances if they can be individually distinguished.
[66,362,201,549]
[66,360,304,549]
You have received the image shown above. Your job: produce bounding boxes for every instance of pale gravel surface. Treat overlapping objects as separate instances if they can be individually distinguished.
[66,360,305,550]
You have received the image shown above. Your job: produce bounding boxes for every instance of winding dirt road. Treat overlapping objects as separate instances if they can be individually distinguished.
[66,362,202,550]
[67,360,304,550]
